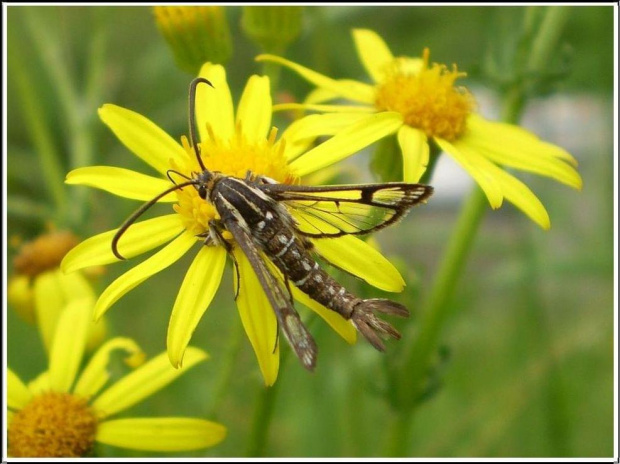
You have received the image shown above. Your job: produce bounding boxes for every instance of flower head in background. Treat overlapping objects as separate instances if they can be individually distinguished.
[8,230,106,352]
[154,6,232,73]
[257,29,583,229]
[7,300,225,457]
[62,63,406,385]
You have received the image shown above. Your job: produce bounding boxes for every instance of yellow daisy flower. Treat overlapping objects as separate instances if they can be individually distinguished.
[257,28,583,229]
[8,230,106,352]
[61,63,406,386]
[7,300,226,457]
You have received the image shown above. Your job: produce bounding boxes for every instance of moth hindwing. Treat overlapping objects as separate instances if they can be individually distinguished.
[209,175,432,369]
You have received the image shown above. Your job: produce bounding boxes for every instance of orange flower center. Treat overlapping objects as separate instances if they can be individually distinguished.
[13,231,80,278]
[172,124,297,237]
[374,49,474,141]
[9,392,97,457]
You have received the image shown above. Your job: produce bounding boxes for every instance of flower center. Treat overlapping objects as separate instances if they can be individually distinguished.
[374,49,474,141]
[8,392,97,457]
[173,124,297,237]
[13,231,80,278]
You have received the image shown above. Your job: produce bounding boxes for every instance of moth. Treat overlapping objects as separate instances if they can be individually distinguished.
[112,77,433,371]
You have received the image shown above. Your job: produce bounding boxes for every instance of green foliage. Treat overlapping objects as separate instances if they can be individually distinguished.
[6,5,614,458]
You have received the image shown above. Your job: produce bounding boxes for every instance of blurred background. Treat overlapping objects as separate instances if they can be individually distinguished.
[6,6,615,457]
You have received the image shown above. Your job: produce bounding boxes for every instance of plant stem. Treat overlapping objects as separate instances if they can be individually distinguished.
[526,6,572,73]
[245,347,290,457]
[394,185,489,413]
[207,316,244,418]
[385,6,572,456]
[9,39,66,216]
[25,8,100,228]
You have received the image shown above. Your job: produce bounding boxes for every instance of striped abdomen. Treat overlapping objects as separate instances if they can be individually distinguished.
[261,227,360,320]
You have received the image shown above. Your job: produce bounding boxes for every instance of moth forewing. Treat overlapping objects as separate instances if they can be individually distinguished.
[223,212,318,370]
[110,77,434,372]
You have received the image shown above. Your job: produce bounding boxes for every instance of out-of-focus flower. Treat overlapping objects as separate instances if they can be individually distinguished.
[7,301,226,457]
[8,230,106,351]
[257,29,583,229]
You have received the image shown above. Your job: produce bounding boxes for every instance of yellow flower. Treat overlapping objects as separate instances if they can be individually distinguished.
[257,29,583,229]
[61,63,406,386]
[8,230,106,352]
[7,300,226,457]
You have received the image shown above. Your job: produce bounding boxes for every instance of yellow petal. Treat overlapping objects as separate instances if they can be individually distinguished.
[436,137,504,209]
[273,102,376,114]
[398,125,429,183]
[464,114,582,189]
[58,270,96,302]
[291,112,403,176]
[256,54,376,104]
[33,271,66,352]
[282,112,371,161]
[7,275,35,324]
[92,347,208,419]
[399,57,425,75]
[8,368,32,410]
[491,165,551,229]
[66,167,176,202]
[233,248,279,386]
[96,417,226,452]
[167,246,227,368]
[61,214,184,273]
[28,372,51,396]
[303,83,367,105]
[236,75,271,143]
[352,29,394,83]
[291,287,356,345]
[74,337,143,399]
[94,231,196,321]
[99,104,186,176]
[313,235,405,292]
[283,112,372,142]
[196,63,234,143]
[48,298,94,392]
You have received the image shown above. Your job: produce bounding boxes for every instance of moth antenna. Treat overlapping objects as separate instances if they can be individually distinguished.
[112,180,197,260]
[166,169,192,185]
[188,77,214,172]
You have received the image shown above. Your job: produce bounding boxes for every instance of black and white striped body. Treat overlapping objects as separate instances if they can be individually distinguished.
[211,176,360,320]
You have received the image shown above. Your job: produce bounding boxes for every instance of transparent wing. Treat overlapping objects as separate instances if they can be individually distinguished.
[259,183,433,237]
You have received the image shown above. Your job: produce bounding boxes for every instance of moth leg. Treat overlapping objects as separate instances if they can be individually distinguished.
[198,221,231,250]
[230,251,241,300]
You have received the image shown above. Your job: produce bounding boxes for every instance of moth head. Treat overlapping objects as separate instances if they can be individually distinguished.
[193,169,217,200]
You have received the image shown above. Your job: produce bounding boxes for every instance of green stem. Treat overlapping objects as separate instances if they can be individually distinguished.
[386,7,573,455]
[245,346,291,457]
[25,8,100,228]
[519,225,571,455]
[386,408,415,456]
[526,6,572,73]
[395,185,489,412]
[261,44,286,93]
[207,316,244,418]
[8,38,66,215]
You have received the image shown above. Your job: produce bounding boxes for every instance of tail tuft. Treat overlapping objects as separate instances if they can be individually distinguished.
[350,299,410,351]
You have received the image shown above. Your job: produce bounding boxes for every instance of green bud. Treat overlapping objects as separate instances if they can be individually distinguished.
[241,6,303,53]
[154,6,232,74]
